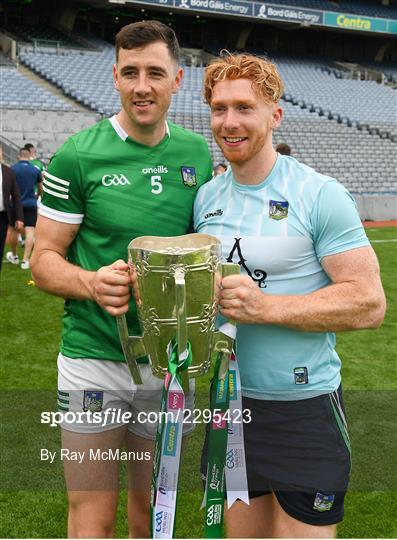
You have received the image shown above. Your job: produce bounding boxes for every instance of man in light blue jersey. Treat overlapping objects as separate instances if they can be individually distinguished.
[195,53,386,538]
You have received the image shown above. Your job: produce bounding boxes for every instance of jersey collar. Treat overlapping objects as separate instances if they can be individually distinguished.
[109,115,170,142]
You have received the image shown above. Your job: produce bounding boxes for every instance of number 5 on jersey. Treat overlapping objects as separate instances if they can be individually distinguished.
[151,175,162,195]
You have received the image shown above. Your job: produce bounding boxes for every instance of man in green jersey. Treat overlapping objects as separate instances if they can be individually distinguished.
[31,21,212,538]
[24,143,46,173]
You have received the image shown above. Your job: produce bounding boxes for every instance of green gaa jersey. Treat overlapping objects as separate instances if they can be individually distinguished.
[39,115,213,361]
[31,158,46,172]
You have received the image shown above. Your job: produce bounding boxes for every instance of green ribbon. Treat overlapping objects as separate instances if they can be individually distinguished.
[204,352,231,538]
[150,340,192,538]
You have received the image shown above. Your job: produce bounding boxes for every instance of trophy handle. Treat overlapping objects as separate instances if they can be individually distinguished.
[174,267,188,361]
[174,267,189,395]
[116,315,144,385]
[212,262,240,379]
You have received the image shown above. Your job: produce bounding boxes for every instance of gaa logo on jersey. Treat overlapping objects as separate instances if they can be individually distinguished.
[180,166,197,187]
[269,200,289,220]
[101,174,131,187]
[83,390,103,412]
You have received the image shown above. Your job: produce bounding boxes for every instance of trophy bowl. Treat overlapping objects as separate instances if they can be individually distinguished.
[121,234,222,380]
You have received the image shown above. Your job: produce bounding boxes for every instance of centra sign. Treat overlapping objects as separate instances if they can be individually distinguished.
[336,14,371,30]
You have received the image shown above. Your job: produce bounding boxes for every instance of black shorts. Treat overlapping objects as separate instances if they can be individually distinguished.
[22,206,37,227]
[201,386,351,526]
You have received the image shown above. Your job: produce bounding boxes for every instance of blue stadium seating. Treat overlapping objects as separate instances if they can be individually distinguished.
[0,66,72,111]
[6,45,396,196]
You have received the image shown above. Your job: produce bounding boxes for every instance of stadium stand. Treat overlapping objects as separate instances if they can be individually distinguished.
[13,46,396,196]
[275,56,397,140]
[19,45,118,115]
[362,61,397,86]
[273,105,397,195]
[20,47,396,138]
[0,52,14,67]
[0,65,73,111]
[0,109,100,162]
[5,22,83,48]
[169,101,397,196]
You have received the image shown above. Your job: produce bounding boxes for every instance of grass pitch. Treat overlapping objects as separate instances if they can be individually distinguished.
[0,227,396,538]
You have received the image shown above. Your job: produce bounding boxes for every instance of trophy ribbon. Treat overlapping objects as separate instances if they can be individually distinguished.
[203,263,249,538]
[203,348,230,538]
[150,267,191,539]
[225,353,250,509]
[203,350,249,537]
[151,340,191,538]
[203,267,249,538]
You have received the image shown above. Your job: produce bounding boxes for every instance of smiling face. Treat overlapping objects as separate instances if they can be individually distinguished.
[113,41,182,139]
[210,78,282,165]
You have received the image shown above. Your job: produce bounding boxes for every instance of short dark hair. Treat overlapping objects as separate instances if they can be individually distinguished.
[276,143,291,156]
[19,147,30,158]
[24,143,34,151]
[115,20,180,64]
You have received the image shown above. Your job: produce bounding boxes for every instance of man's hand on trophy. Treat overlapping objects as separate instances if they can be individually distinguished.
[220,274,266,324]
[92,260,131,316]
[128,260,141,307]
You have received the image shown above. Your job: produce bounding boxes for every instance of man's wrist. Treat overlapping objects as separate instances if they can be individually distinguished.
[77,268,96,301]
[258,293,278,325]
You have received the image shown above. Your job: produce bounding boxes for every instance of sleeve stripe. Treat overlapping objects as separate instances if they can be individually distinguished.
[43,185,69,200]
[44,171,70,186]
[38,203,84,224]
[43,178,69,193]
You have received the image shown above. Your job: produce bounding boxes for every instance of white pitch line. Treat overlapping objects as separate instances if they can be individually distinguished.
[370,239,397,243]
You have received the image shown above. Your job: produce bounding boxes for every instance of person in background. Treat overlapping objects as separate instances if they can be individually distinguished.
[213,162,227,176]
[6,148,42,270]
[275,142,291,155]
[24,143,46,173]
[195,52,386,539]
[0,147,24,274]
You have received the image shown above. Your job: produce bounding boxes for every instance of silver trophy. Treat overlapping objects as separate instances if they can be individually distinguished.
[117,234,238,385]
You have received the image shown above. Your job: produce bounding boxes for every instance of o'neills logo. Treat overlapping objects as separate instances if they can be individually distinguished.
[204,209,223,219]
[142,165,168,174]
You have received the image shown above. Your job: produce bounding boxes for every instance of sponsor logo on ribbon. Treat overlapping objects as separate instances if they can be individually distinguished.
[216,378,227,403]
[212,414,227,431]
[167,391,184,411]
[206,503,223,526]
[164,423,179,456]
[229,370,237,400]
[155,509,172,534]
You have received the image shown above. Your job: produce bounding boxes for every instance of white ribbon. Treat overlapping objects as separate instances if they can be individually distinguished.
[153,375,185,538]
[225,355,250,508]
[218,322,237,340]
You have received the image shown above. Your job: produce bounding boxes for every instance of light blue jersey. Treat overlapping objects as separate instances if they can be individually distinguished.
[194,155,369,400]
